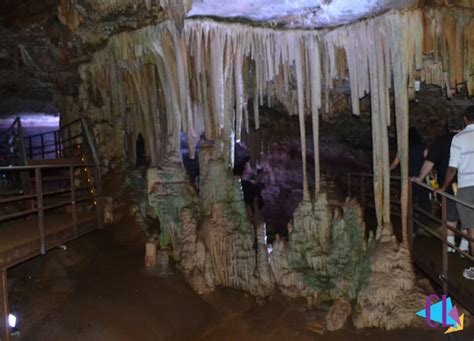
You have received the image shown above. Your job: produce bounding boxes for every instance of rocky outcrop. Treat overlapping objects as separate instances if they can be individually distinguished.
[147,158,213,294]
[353,224,426,330]
[198,143,274,297]
[269,196,371,302]
[326,298,352,331]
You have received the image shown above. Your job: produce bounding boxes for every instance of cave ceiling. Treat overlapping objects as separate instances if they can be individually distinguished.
[188,0,418,28]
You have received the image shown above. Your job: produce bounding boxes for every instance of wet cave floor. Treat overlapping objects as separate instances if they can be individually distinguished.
[7,218,474,341]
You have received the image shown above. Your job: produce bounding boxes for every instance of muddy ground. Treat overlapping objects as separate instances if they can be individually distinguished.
[7,219,474,341]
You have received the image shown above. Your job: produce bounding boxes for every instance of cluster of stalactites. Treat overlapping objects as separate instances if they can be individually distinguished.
[421,7,474,97]
[79,9,425,211]
[77,8,474,236]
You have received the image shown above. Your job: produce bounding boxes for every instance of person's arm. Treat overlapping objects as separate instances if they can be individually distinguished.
[440,167,457,192]
[439,137,461,192]
[390,154,400,171]
[423,148,428,158]
[414,160,434,182]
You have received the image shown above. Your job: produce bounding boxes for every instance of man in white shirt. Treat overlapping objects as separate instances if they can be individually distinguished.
[440,106,474,280]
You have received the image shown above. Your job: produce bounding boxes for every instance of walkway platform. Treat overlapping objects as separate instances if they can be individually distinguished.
[0,212,97,271]
[414,237,474,313]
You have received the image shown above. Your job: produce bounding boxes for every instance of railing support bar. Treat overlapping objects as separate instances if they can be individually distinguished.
[441,196,449,295]
[40,134,45,159]
[95,166,104,229]
[70,166,78,238]
[35,168,45,254]
[0,270,9,341]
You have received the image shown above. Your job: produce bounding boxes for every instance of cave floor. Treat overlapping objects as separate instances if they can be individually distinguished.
[7,219,473,341]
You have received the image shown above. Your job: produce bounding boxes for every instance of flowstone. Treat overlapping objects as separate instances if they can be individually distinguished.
[269,196,371,302]
[148,158,214,294]
[353,224,426,330]
[198,143,274,297]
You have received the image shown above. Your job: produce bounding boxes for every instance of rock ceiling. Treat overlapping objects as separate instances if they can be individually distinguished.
[188,0,417,28]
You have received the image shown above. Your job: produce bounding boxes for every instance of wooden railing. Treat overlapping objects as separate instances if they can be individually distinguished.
[348,172,474,312]
[0,164,103,253]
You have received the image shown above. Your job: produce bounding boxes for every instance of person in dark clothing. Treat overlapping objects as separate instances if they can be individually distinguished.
[391,127,430,228]
[414,118,463,249]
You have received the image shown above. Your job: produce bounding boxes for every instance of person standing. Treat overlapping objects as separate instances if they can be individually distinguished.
[414,117,462,252]
[438,106,474,280]
[390,127,430,229]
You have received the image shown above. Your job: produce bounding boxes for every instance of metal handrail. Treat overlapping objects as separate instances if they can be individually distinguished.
[0,164,102,251]
[23,118,82,139]
[347,171,474,313]
[348,172,474,209]
[0,164,96,171]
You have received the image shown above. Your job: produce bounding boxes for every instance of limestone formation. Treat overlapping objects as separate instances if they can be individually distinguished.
[198,143,274,296]
[269,196,370,302]
[25,1,473,331]
[147,159,214,294]
[326,298,352,331]
[353,225,426,330]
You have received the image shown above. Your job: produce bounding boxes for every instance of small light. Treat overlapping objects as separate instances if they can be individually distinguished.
[94,200,97,205]
[415,80,421,92]
[84,168,88,172]
[87,179,91,183]
[8,314,17,328]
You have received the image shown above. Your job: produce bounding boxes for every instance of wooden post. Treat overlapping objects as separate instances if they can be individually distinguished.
[35,168,45,254]
[70,166,77,238]
[441,196,448,295]
[407,181,414,256]
[0,270,9,341]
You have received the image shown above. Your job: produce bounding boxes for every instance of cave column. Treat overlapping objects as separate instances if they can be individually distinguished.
[308,37,322,197]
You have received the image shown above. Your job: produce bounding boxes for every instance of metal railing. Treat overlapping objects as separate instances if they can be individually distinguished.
[0,117,28,167]
[24,118,97,162]
[348,172,474,306]
[0,164,103,255]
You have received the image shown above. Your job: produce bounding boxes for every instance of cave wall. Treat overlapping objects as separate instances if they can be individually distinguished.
[2,1,472,331]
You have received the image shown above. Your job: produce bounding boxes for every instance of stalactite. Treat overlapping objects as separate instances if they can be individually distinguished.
[308,37,322,196]
[77,7,473,236]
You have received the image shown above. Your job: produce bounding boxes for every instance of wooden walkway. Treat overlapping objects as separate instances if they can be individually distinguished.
[0,118,103,341]
[413,238,474,313]
[0,213,97,270]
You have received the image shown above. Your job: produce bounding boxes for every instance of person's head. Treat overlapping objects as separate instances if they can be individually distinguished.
[408,127,423,147]
[447,116,463,133]
[464,106,474,126]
